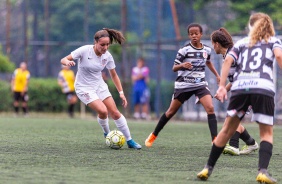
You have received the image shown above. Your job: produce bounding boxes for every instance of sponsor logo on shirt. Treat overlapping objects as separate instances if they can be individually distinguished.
[237,80,258,89]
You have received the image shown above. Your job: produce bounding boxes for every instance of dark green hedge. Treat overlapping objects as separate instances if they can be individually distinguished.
[0,78,174,113]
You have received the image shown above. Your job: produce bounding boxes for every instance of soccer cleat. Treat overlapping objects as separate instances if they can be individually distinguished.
[256,169,277,184]
[240,141,259,155]
[127,139,142,149]
[197,165,213,181]
[223,144,240,156]
[145,133,157,147]
[104,133,108,138]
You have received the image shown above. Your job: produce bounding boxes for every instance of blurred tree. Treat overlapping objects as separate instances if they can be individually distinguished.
[0,47,15,73]
[193,0,282,34]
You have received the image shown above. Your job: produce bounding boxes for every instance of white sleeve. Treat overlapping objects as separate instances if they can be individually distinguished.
[106,53,116,70]
[71,45,88,60]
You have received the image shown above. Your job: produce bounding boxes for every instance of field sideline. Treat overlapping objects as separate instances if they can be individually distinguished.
[0,115,282,184]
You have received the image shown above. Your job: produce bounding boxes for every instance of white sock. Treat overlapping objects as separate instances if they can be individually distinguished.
[97,116,110,134]
[114,114,132,141]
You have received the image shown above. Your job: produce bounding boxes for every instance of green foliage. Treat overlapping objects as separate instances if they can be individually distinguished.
[191,0,282,34]
[0,50,15,73]
[0,80,13,111]
[28,78,68,112]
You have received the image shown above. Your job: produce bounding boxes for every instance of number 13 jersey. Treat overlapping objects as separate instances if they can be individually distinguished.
[228,36,282,97]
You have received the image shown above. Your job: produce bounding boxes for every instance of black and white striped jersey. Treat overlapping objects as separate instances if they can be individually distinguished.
[174,42,212,90]
[228,36,282,97]
[224,47,236,83]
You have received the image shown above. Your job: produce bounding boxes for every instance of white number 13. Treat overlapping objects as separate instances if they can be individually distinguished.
[242,48,262,70]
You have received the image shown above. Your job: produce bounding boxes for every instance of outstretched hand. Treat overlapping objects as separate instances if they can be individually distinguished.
[215,86,228,103]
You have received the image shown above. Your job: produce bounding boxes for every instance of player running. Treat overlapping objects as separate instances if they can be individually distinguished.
[211,27,259,156]
[197,12,282,184]
[61,28,141,149]
[145,23,220,147]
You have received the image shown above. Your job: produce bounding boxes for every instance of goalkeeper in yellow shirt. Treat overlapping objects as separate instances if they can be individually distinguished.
[58,65,77,117]
[11,62,30,116]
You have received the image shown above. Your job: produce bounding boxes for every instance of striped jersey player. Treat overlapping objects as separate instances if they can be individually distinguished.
[145,23,220,147]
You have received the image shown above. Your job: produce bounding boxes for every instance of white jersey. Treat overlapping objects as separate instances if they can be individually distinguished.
[174,42,211,91]
[228,36,282,97]
[71,45,115,91]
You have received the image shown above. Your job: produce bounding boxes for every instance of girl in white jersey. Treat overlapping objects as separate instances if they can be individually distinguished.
[145,23,220,147]
[211,28,258,156]
[61,28,141,149]
[197,13,282,183]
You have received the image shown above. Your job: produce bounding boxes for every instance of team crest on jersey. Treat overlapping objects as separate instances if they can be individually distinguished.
[81,93,90,101]
[101,59,107,66]
[203,52,208,59]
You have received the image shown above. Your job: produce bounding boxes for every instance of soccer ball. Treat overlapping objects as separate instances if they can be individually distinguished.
[105,130,126,149]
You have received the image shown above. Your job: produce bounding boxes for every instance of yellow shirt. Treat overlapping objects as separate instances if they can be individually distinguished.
[58,69,75,93]
[12,68,30,92]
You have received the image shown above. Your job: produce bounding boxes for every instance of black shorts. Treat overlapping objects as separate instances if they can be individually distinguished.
[173,86,211,104]
[65,92,76,101]
[227,94,274,125]
[14,92,28,102]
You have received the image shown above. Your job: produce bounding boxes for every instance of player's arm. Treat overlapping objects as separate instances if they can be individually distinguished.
[274,48,282,69]
[216,55,233,102]
[206,60,220,84]
[24,76,30,92]
[57,75,63,87]
[172,62,192,72]
[10,71,16,91]
[109,68,128,108]
[61,54,76,67]
[225,82,232,92]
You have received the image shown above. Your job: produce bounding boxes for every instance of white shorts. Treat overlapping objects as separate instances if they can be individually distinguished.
[75,84,111,105]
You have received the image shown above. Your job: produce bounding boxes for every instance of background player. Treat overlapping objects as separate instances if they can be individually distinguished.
[11,61,30,116]
[131,57,150,120]
[58,65,78,118]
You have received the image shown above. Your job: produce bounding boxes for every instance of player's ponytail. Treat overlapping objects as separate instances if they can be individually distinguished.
[249,12,275,47]
[211,27,233,48]
[94,28,125,45]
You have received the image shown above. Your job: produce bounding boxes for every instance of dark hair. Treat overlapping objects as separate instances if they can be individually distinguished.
[94,28,125,44]
[187,23,203,34]
[210,27,233,48]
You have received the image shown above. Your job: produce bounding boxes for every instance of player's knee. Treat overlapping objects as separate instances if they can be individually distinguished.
[205,106,215,114]
[110,110,121,119]
[97,109,108,118]
[165,111,176,118]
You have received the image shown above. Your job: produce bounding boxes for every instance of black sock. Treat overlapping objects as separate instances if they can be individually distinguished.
[68,104,74,117]
[22,107,28,114]
[229,131,240,148]
[240,129,255,145]
[14,106,19,113]
[208,114,218,141]
[258,141,273,170]
[207,144,225,167]
[153,113,171,136]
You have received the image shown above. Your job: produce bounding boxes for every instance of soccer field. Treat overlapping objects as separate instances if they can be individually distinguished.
[0,115,282,184]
